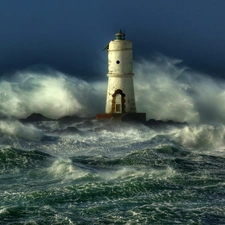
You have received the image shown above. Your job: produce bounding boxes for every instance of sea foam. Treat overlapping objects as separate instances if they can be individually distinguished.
[0,55,225,124]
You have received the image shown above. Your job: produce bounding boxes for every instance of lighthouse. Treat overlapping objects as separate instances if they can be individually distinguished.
[105,30,136,114]
[97,30,146,122]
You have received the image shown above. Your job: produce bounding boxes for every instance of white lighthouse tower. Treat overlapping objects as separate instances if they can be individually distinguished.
[97,30,146,122]
[105,30,136,114]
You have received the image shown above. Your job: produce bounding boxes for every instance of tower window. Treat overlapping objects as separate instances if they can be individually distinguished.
[116,60,120,64]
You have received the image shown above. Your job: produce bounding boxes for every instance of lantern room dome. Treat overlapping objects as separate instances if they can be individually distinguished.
[115,30,125,40]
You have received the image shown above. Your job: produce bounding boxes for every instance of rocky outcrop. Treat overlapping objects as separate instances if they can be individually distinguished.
[19,113,55,123]
[145,119,187,129]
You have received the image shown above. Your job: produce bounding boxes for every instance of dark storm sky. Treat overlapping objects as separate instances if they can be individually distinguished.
[1,0,225,80]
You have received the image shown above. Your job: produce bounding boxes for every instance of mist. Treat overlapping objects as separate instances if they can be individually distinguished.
[134,54,225,124]
[0,55,225,124]
[0,68,104,119]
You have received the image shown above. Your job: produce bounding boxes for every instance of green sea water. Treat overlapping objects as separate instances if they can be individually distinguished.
[1,121,225,224]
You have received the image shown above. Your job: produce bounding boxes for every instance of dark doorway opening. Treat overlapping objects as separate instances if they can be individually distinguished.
[111,89,126,113]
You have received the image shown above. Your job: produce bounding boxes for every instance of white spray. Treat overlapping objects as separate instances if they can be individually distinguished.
[0,55,225,125]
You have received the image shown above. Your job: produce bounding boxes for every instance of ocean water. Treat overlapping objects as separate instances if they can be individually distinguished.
[1,119,225,225]
[1,57,225,224]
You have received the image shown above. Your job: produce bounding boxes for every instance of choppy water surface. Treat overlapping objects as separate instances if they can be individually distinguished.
[1,120,225,224]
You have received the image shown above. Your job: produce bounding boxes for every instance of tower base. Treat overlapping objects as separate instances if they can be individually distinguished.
[96,113,146,123]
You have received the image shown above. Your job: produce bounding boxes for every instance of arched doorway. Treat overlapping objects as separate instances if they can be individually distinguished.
[111,89,126,113]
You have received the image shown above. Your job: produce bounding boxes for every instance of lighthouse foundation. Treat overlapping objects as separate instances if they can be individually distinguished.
[96,30,146,124]
[96,113,146,123]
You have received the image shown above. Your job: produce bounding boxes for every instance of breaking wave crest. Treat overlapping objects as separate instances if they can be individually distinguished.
[0,67,104,119]
[1,54,225,124]
[0,120,44,141]
[169,124,225,150]
[134,54,225,124]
